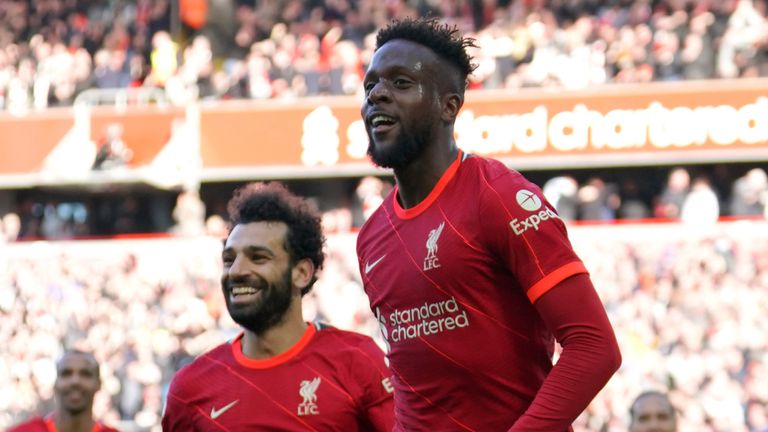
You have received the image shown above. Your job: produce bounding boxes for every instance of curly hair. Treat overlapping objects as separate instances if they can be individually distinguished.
[376,17,478,92]
[227,182,325,296]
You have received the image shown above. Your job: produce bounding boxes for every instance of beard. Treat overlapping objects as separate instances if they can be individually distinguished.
[367,121,433,171]
[224,270,293,335]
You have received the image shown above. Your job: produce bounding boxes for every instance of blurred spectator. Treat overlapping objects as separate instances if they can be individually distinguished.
[730,168,768,216]
[2,212,21,242]
[628,390,677,432]
[92,124,132,170]
[577,177,621,221]
[543,175,579,221]
[680,176,720,226]
[354,176,387,225]
[617,178,651,220]
[170,189,206,237]
[655,167,690,219]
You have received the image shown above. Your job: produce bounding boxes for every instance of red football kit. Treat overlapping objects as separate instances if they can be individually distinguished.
[8,415,118,432]
[162,322,394,431]
[357,152,620,431]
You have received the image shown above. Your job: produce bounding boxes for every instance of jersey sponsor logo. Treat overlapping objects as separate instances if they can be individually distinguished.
[365,254,386,274]
[381,377,394,393]
[210,400,239,419]
[509,206,559,236]
[423,222,445,271]
[516,189,542,211]
[298,377,321,416]
[384,297,470,343]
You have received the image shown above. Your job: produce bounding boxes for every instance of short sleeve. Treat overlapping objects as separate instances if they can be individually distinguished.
[478,168,587,303]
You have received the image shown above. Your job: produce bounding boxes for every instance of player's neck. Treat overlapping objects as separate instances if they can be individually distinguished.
[394,143,459,209]
[52,410,95,432]
[241,301,307,360]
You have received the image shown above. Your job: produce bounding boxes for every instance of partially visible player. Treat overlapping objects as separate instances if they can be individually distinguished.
[629,390,677,432]
[162,182,394,431]
[357,17,621,430]
[9,350,118,432]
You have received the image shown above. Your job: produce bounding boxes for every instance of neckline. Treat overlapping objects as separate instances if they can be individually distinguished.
[393,150,465,220]
[231,323,317,369]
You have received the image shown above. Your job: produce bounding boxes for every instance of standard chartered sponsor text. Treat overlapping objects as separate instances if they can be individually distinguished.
[454,98,768,154]
[388,297,469,342]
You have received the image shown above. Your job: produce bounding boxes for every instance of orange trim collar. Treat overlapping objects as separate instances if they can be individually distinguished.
[394,150,464,220]
[232,324,316,369]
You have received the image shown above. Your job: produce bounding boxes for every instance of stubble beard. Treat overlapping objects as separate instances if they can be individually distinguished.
[367,123,433,171]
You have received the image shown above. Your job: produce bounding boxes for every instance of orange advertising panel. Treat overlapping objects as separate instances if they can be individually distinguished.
[200,78,768,171]
[1,79,767,184]
[0,110,71,174]
[89,106,185,166]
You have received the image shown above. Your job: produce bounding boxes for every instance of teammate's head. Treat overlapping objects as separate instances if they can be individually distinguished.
[629,390,677,432]
[54,350,100,416]
[223,182,324,334]
[362,18,477,170]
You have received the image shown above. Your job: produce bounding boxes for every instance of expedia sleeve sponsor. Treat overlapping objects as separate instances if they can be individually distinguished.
[509,207,559,236]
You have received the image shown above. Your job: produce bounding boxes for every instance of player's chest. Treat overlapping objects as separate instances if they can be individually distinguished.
[361,214,491,302]
[191,369,359,431]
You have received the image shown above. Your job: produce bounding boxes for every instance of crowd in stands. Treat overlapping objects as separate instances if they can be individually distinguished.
[1,0,768,111]
[2,219,767,431]
[2,164,766,241]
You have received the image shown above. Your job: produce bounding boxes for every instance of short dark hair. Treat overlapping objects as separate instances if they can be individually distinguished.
[57,349,100,379]
[630,390,676,419]
[375,17,477,93]
[227,182,325,295]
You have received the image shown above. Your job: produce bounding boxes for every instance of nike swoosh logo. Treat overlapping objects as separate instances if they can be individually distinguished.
[365,255,386,274]
[211,400,239,419]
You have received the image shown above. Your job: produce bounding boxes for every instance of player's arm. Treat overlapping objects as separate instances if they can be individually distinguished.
[509,273,621,431]
[478,168,620,430]
[351,337,395,432]
[161,380,196,431]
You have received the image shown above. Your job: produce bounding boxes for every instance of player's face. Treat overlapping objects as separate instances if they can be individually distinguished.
[54,353,100,415]
[221,222,296,334]
[361,39,442,170]
[630,395,677,432]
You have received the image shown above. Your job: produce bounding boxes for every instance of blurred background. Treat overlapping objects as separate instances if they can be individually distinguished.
[1,0,767,430]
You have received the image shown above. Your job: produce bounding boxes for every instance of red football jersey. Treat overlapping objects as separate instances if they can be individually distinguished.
[162,322,394,431]
[8,415,118,432]
[356,152,588,431]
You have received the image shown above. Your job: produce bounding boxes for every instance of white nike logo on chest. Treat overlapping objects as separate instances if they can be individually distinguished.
[365,255,386,274]
[211,400,239,419]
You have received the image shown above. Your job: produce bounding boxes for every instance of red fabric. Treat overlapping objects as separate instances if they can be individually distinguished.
[7,417,48,432]
[8,416,118,432]
[509,273,622,431]
[162,323,393,431]
[357,154,612,430]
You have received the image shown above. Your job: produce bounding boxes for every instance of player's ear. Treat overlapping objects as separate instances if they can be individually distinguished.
[291,258,315,294]
[441,92,463,123]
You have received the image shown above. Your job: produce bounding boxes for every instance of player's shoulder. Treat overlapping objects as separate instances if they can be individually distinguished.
[100,424,120,432]
[7,416,47,432]
[463,154,530,186]
[357,189,395,241]
[311,322,381,352]
[168,341,233,392]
